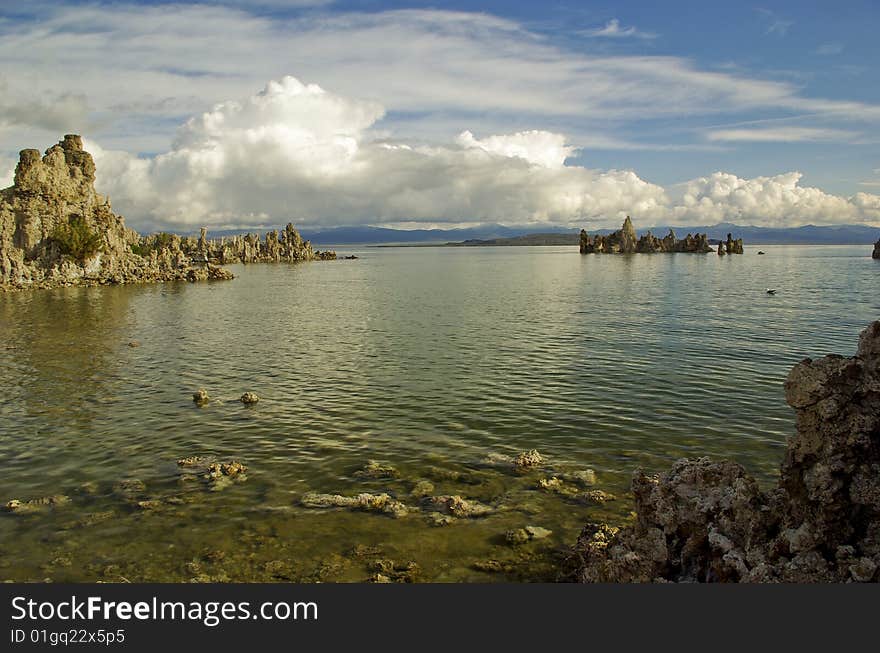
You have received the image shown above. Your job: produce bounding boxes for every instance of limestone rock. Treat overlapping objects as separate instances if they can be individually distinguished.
[0,136,236,291]
[424,495,493,518]
[240,392,259,405]
[579,216,719,254]
[513,449,544,468]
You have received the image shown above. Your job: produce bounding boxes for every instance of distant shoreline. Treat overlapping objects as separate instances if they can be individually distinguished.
[371,239,878,249]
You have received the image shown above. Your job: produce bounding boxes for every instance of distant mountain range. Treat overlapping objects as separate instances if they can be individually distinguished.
[202,222,880,246]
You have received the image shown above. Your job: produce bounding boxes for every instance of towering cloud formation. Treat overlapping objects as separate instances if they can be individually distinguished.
[79,77,880,231]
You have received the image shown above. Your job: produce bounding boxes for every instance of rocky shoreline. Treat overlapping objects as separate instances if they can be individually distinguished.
[0,135,335,292]
[572,321,880,583]
[579,216,743,255]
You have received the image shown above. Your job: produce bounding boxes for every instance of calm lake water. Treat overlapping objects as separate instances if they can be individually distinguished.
[1,244,877,582]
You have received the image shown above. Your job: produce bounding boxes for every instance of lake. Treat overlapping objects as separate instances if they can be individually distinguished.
[1,244,877,581]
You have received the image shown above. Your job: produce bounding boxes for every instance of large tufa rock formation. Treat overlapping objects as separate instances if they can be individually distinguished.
[198,223,336,265]
[873,239,879,259]
[573,321,880,583]
[717,232,744,256]
[579,217,716,254]
[0,135,233,290]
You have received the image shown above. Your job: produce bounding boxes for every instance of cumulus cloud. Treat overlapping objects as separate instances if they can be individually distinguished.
[455,130,575,168]
[90,77,670,230]
[85,76,880,232]
[669,171,878,226]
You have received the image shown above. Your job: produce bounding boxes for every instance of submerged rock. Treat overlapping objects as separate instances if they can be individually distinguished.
[192,389,209,405]
[240,392,259,405]
[579,490,616,505]
[410,480,435,498]
[204,461,247,491]
[573,321,880,583]
[424,495,493,518]
[112,479,146,502]
[300,492,408,518]
[506,525,553,546]
[506,529,531,545]
[174,456,248,491]
[4,495,70,514]
[353,460,399,480]
[513,449,545,468]
[366,559,420,583]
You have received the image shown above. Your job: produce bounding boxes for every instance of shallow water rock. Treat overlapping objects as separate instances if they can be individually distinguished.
[525,526,553,540]
[366,559,420,583]
[424,495,493,518]
[204,461,247,491]
[72,510,115,528]
[176,456,207,468]
[505,529,531,545]
[537,476,580,499]
[353,460,399,480]
[240,392,259,405]
[264,560,296,580]
[410,480,435,498]
[300,492,408,518]
[514,450,545,468]
[561,469,598,486]
[506,525,553,546]
[192,389,209,405]
[427,513,456,527]
[579,490,616,505]
[4,495,70,514]
[112,479,146,502]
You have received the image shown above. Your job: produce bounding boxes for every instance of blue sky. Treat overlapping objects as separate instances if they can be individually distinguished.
[1,1,878,230]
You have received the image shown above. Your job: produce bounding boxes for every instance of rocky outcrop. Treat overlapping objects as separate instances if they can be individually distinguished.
[719,232,744,255]
[198,223,335,265]
[579,217,717,254]
[0,136,235,291]
[1,136,335,292]
[573,321,880,583]
[873,239,879,259]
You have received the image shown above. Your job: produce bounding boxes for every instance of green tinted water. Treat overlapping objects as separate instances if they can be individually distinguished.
[1,245,877,581]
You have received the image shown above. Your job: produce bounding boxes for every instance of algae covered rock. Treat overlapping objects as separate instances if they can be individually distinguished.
[240,392,260,405]
[353,460,399,480]
[4,495,70,514]
[513,450,544,468]
[424,495,493,518]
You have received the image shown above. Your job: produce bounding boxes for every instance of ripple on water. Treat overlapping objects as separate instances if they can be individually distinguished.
[0,244,877,581]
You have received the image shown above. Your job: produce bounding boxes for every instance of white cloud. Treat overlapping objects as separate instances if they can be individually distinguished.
[706,127,858,143]
[83,77,880,232]
[455,130,574,168]
[670,171,878,226]
[88,76,670,231]
[582,19,657,39]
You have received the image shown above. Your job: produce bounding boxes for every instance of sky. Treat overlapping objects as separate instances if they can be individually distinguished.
[1,0,879,231]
